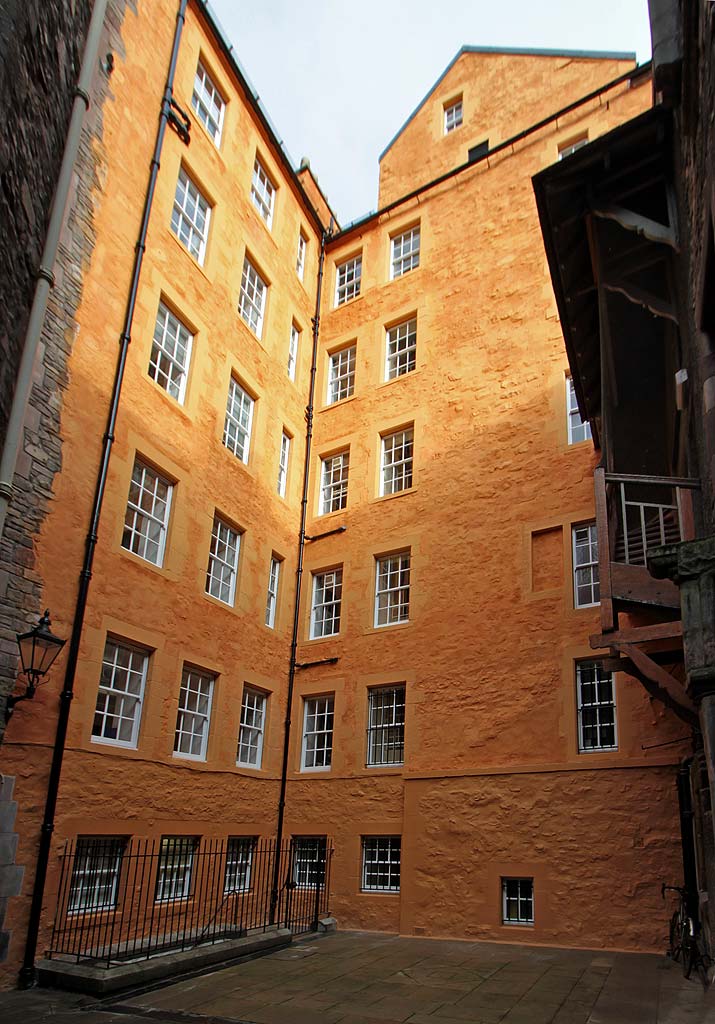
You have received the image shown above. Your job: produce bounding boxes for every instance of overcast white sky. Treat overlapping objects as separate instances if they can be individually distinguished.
[207,0,652,224]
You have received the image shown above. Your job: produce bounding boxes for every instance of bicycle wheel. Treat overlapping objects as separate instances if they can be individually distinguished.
[669,910,682,961]
[682,920,696,979]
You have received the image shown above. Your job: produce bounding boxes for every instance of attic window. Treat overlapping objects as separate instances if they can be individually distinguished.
[444,99,463,135]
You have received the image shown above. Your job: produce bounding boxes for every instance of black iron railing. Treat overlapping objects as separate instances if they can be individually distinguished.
[47,836,332,968]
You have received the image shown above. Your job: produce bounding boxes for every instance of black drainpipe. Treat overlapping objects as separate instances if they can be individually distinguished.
[270,229,328,924]
[18,0,190,988]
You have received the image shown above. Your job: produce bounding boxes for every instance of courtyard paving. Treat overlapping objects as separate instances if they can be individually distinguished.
[0,931,713,1023]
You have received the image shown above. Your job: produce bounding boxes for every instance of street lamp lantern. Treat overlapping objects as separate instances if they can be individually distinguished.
[6,609,66,721]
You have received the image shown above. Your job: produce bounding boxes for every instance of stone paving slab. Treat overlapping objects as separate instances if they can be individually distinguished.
[0,930,713,1022]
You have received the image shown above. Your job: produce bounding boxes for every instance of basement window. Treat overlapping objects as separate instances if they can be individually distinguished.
[224,837,256,892]
[502,877,534,925]
[68,837,125,913]
[362,837,401,891]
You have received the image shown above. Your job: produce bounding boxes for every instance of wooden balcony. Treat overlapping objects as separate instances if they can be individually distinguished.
[594,468,700,632]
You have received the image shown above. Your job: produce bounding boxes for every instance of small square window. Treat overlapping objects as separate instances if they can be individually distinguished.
[572,522,599,608]
[385,318,417,379]
[122,459,173,567]
[239,257,267,337]
[391,227,420,279]
[148,303,193,403]
[327,345,356,404]
[265,557,281,628]
[223,378,254,464]
[502,877,533,925]
[191,62,225,145]
[375,551,410,627]
[567,377,592,444]
[171,168,211,265]
[320,450,349,514]
[362,837,401,891]
[206,515,241,606]
[174,667,214,761]
[301,696,334,770]
[237,687,266,767]
[92,639,148,748]
[251,158,276,228]
[576,662,617,751]
[444,99,463,134]
[335,255,362,306]
[310,568,342,638]
[381,427,414,495]
[367,686,405,767]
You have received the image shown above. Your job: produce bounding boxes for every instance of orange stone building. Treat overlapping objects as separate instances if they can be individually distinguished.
[0,0,692,985]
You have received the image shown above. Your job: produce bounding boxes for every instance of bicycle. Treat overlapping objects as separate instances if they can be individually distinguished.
[662,882,701,979]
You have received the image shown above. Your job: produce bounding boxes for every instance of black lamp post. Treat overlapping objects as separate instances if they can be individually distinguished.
[6,610,66,722]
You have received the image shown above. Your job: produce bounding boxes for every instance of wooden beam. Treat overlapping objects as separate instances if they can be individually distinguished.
[591,204,678,250]
[611,641,697,727]
[590,620,682,649]
[602,278,678,323]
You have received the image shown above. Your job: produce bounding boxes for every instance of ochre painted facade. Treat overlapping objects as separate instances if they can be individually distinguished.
[0,0,689,985]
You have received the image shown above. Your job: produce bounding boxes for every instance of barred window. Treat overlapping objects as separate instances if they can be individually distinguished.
[296,232,307,281]
[444,99,463,134]
[223,377,254,464]
[502,877,534,925]
[237,687,266,767]
[301,696,334,770]
[174,667,214,761]
[362,837,401,891]
[191,62,224,145]
[375,551,410,627]
[390,227,420,279]
[265,557,281,628]
[277,431,291,498]
[68,837,125,913]
[320,451,349,514]
[250,158,275,228]
[310,568,342,638]
[224,837,256,893]
[335,255,362,306]
[92,639,148,747]
[327,345,356,404]
[292,836,327,888]
[381,427,414,495]
[122,459,173,567]
[148,303,193,402]
[171,168,211,265]
[385,318,417,379]
[239,257,267,337]
[572,522,599,608]
[206,515,241,605]
[155,837,197,902]
[288,323,300,381]
[367,686,405,766]
[577,662,617,751]
[567,377,592,444]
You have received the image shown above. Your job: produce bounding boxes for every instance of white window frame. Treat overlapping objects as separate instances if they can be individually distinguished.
[576,662,617,752]
[148,302,193,403]
[224,837,256,893]
[320,450,349,514]
[444,99,463,134]
[380,427,414,496]
[236,687,266,768]
[292,836,327,889]
[366,686,405,767]
[173,667,214,761]
[277,431,291,498]
[296,232,307,282]
[385,318,417,379]
[171,168,211,265]
[301,695,334,771]
[288,323,300,382]
[390,227,420,280]
[68,837,125,913]
[558,135,588,160]
[567,377,592,444]
[502,877,534,925]
[361,836,401,892]
[238,256,267,338]
[91,639,148,748]
[265,557,281,628]
[191,61,225,146]
[122,459,173,567]
[155,837,197,903]
[206,515,241,606]
[572,522,600,608]
[374,551,411,627]
[310,568,342,638]
[327,345,356,404]
[223,377,254,464]
[335,254,362,306]
[250,157,276,228]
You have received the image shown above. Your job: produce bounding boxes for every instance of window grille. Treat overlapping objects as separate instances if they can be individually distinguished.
[362,837,401,891]
[237,688,266,767]
[223,378,254,463]
[292,836,327,888]
[335,255,362,306]
[385,318,417,379]
[122,460,172,566]
[576,662,617,751]
[367,686,405,766]
[92,639,148,747]
[250,158,275,227]
[327,345,356,404]
[310,568,342,638]
[391,228,420,279]
[68,837,125,913]
[171,168,211,264]
[155,837,197,902]
[320,451,349,514]
[381,428,414,495]
[238,257,267,337]
[301,696,334,770]
[206,516,240,605]
[148,303,193,403]
[502,877,534,924]
[191,62,224,144]
[265,557,281,628]
[572,522,599,608]
[174,667,214,760]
